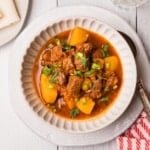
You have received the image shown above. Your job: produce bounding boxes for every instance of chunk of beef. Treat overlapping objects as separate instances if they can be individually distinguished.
[74,57,89,72]
[56,71,66,86]
[63,56,75,75]
[105,75,118,89]
[92,48,102,60]
[103,70,119,90]
[66,48,75,56]
[88,80,102,99]
[56,85,67,96]
[42,50,51,61]
[76,42,93,57]
[51,45,63,62]
[67,76,83,97]
[41,50,51,66]
[41,60,52,66]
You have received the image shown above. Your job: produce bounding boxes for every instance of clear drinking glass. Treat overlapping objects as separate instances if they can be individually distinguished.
[111,0,148,9]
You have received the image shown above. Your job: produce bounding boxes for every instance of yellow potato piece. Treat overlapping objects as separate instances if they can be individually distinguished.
[40,74,57,104]
[104,56,119,71]
[68,27,89,46]
[76,97,95,115]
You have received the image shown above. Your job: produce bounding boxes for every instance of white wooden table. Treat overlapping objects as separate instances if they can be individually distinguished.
[0,0,149,149]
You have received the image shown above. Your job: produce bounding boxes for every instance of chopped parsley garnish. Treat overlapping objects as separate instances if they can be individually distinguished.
[81,57,88,67]
[55,37,62,45]
[62,44,71,51]
[84,69,95,77]
[91,63,101,70]
[49,71,58,83]
[101,44,109,57]
[70,108,80,118]
[99,96,109,104]
[75,52,88,67]
[75,52,83,59]
[97,75,102,80]
[51,63,62,68]
[103,87,109,92]
[42,66,52,76]
[45,43,54,48]
[74,70,83,76]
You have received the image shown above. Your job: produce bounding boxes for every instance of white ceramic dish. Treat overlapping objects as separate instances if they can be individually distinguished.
[0,0,29,46]
[9,6,149,146]
[21,16,137,133]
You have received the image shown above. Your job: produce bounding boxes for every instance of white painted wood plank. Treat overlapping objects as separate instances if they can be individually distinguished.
[59,140,117,150]
[0,0,58,150]
[0,44,57,150]
[58,0,136,28]
[27,0,57,23]
[137,1,150,58]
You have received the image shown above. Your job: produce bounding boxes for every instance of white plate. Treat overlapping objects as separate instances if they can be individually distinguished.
[9,6,150,146]
[0,0,29,46]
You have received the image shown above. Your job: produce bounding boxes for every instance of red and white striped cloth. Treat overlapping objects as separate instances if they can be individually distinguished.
[117,111,150,150]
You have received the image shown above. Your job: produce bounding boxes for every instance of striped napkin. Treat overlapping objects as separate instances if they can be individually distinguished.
[117,111,150,150]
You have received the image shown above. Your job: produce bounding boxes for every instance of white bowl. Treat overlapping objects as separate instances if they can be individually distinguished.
[21,17,137,133]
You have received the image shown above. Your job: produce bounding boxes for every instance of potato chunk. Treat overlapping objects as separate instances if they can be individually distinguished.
[68,27,89,46]
[40,74,57,104]
[104,56,118,71]
[76,97,95,114]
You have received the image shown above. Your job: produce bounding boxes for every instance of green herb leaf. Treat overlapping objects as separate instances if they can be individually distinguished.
[97,75,102,80]
[84,69,95,77]
[74,70,83,76]
[89,82,93,88]
[101,44,109,57]
[45,43,54,48]
[91,63,101,70]
[75,52,83,59]
[42,66,52,76]
[70,108,80,118]
[62,44,71,51]
[51,63,62,68]
[81,57,88,67]
[55,37,62,45]
[102,44,109,51]
[49,71,58,83]
[75,52,88,67]
[99,96,109,104]
[103,87,109,92]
